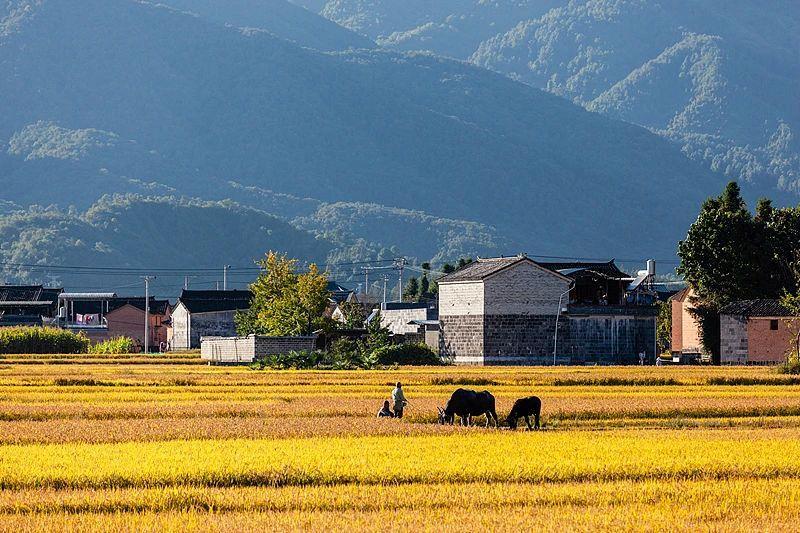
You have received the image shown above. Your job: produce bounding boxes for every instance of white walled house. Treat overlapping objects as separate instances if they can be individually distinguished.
[169,290,252,350]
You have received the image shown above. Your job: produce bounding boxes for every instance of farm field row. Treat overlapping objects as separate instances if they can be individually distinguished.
[3,478,800,531]
[2,363,800,530]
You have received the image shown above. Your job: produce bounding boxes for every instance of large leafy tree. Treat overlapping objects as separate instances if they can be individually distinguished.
[678,182,800,361]
[236,252,332,336]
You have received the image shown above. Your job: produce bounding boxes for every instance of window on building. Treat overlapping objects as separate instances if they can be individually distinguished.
[770,319,779,331]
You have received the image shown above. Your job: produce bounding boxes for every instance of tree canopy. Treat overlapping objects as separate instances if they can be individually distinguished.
[236,252,332,336]
[678,182,800,359]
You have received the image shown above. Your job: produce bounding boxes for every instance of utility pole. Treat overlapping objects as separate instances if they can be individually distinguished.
[382,274,388,304]
[394,258,406,302]
[142,276,156,354]
[223,265,230,291]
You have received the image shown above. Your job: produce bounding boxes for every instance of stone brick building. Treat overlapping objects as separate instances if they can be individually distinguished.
[438,255,657,365]
[169,290,252,350]
[720,300,799,364]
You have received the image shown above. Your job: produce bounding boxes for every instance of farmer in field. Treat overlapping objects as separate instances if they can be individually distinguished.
[377,400,395,418]
[392,382,408,419]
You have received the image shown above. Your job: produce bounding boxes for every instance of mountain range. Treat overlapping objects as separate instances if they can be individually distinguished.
[312,0,800,197]
[1,0,783,291]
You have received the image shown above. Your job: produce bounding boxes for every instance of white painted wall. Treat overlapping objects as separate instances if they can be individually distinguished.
[438,281,484,316]
[483,261,568,315]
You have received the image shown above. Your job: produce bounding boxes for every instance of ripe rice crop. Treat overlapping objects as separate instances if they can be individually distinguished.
[2,362,800,530]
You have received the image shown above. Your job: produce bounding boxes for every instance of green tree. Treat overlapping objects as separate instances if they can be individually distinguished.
[404,277,419,301]
[678,182,800,362]
[419,273,430,298]
[338,300,366,329]
[442,263,456,274]
[236,251,332,336]
[656,301,671,355]
[782,292,800,364]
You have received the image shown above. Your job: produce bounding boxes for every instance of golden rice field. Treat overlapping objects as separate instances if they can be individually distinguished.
[2,359,800,531]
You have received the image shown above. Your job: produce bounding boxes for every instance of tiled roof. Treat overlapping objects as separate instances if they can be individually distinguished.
[178,290,252,314]
[0,286,62,306]
[720,299,794,317]
[437,256,526,282]
[107,297,171,315]
[539,260,627,280]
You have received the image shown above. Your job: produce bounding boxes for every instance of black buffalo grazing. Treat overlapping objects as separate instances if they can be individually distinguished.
[438,388,499,427]
[506,396,542,430]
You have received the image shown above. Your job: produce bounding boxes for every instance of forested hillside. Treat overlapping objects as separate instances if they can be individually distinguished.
[314,0,800,197]
[0,0,734,288]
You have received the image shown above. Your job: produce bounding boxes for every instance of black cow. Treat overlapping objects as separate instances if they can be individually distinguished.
[438,388,498,427]
[506,396,542,430]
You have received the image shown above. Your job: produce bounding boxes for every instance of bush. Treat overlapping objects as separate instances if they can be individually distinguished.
[89,337,137,354]
[778,360,800,375]
[256,350,325,370]
[0,327,89,354]
[373,343,443,366]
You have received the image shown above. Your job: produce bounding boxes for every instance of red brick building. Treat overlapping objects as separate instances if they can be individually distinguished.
[106,298,172,351]
[720,300,799,364]
[670,287,705,357]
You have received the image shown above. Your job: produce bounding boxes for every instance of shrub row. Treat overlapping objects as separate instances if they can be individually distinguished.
[0,327,137,355]
[0,327,89,354]
[252,343,443,370]
[89,337,137,355]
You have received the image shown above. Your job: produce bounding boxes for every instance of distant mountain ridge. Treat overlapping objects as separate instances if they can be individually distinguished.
[0,0,730,289]
[312,0,800,197]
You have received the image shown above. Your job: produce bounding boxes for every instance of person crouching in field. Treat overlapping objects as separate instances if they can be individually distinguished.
[377,400,395,418]
[392,382,408,419]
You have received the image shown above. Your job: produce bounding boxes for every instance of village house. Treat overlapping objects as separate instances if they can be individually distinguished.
[437,255,658,365]
[169,289,252,350]
[669,287,708,361]
[720,300,799,364]
[104,297,172,351]
[0,285,62,326]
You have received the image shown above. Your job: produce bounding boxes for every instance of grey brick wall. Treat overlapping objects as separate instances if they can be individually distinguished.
[483,314,557,364]
[566,315,656,365]
[440,315,484,364]
[720,314,748,364]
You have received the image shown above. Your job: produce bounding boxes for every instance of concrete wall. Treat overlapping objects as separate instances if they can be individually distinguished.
[720,314,748,364]
[380,306,429,335]
[483,261,569,315]
[201,336,256,363]
[201,335,318,364]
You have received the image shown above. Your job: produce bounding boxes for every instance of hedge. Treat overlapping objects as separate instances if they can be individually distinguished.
[373,343,443,366]
[0,327,90,354]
